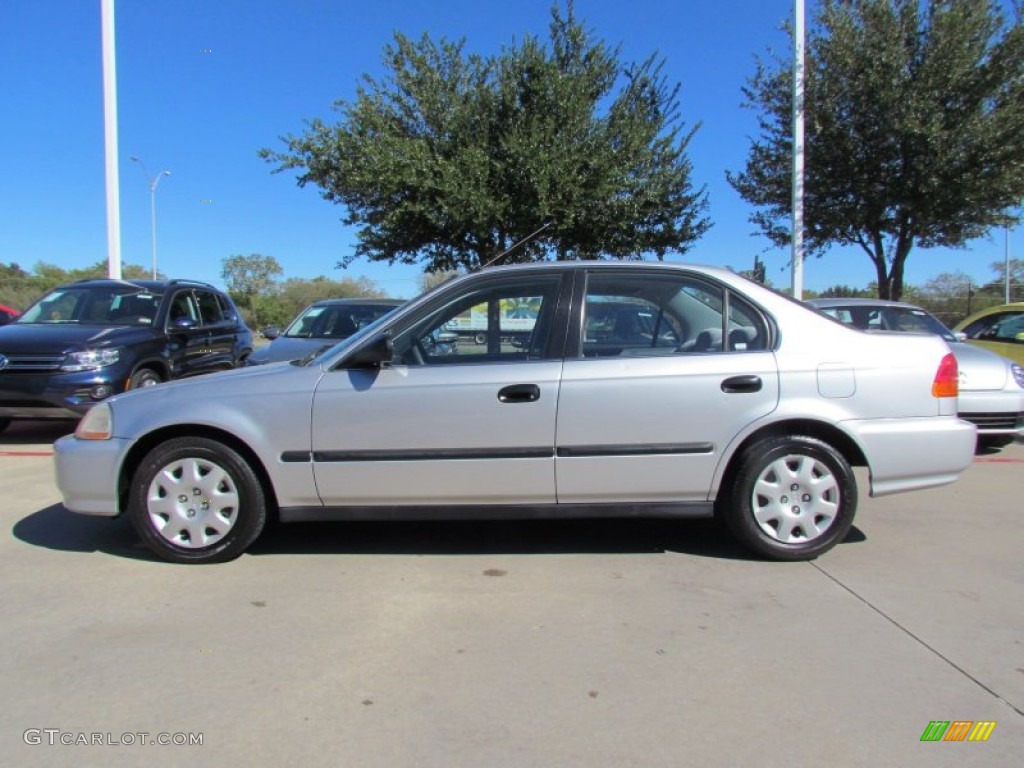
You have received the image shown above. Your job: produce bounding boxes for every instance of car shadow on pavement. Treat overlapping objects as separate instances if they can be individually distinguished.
[12,504,152,559]
[14,505,867,563]
[248,517,867,561]
[0,421,75,446]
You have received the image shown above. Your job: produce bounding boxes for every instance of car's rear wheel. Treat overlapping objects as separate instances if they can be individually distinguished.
[129,368,162,389]
[128,437,266,564]
[719,435,857,561]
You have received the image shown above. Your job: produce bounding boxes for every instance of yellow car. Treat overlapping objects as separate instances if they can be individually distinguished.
[954,302,1024,365]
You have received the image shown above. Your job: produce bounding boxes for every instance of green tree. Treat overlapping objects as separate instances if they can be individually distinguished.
[984,256,1023,300]
[0,261,156,311]
[418,270,459,293]
[813,284,875,299]
[729,0,1024,300]
[252,276,386,329]
[261,1,709,273]
[221,254,284,325]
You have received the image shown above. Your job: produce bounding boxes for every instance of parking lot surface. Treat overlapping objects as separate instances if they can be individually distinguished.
[1,421,1021,767]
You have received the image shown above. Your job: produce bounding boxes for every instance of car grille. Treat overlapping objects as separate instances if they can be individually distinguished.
[960,411,1024,431]
[0,354,64,372]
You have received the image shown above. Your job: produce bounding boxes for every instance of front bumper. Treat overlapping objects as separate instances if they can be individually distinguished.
[0,369,130,420]
[54,434,132,516]
[958,388,1024,437]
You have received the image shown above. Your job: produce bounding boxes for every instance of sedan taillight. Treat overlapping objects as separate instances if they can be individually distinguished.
[932,353,959,398]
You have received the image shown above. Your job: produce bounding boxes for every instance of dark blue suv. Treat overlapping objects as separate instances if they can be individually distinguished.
[0,279,252,433]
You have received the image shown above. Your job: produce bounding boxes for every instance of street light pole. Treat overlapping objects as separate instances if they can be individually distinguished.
[791,0,806,299]
[130,156,171,279]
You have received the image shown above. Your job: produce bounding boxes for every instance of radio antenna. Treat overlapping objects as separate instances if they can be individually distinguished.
[476,221,553,271]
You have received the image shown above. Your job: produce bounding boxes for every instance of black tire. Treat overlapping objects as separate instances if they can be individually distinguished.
[128,437,267,564]
[0,417,10,434]
[718,435,857,561]
[129,368,163,389]
[976,435,1013,451]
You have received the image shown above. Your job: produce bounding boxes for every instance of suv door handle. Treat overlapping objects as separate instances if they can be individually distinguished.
[498,384,541,403]
[721,375,762,393]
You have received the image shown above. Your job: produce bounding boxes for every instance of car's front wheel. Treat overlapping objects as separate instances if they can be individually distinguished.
[128,437,267,564]
[719,435,857,561]
[129,368,162,389]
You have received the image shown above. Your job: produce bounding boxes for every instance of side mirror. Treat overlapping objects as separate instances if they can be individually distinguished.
[262,326,280,340]
[346,332,393,368]
[954,331,967,342]
[171,317,198,330]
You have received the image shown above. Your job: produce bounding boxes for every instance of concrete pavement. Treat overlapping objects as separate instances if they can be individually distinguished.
[1,422,1021,767]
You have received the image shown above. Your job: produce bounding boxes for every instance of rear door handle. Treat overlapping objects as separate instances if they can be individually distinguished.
[498,384,541,403]
[721,375,762,393]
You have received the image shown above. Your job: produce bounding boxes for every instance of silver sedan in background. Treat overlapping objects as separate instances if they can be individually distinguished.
[808,298,1024,449]
[55,263,976,564]
[248,297,403,365]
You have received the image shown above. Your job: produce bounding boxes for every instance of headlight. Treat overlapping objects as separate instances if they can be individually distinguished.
[1012,363,1024,390]
[61,348,121,372]
[75,403,113,440]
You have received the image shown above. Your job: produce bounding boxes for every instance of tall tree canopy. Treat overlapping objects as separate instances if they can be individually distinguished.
[729,0,1024,300]
[261,2,709,273]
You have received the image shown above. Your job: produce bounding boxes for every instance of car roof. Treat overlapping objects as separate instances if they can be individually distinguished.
[806,298,920,309]
[63,278,218,291]
[310,297,404,307]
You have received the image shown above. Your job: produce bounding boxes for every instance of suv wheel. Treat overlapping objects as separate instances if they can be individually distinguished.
[128,437,267,564]
[719,435,857,561]
[130,368,162,389]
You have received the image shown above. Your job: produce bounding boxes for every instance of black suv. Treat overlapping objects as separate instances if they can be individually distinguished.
[0,279,252,433]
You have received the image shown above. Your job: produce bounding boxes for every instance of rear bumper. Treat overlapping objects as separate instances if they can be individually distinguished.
[842,416,977,497]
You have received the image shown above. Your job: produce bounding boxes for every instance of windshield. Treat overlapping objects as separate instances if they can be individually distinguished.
[292,310,397,367]
[816,305,956,342]
[282,302,399,339]
[17,284,162,326]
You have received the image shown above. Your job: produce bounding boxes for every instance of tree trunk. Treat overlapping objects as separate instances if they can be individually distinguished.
[870,234,892,299]
[887,234,913,302]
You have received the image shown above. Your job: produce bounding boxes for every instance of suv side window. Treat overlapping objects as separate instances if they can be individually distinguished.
[168,291,199,325]
[215,293,237,322]
[195,290,227,326]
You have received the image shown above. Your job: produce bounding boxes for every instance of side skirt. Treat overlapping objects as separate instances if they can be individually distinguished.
[278,502,715,524]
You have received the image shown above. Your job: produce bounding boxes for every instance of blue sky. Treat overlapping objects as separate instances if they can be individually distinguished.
[0,0,1017,299]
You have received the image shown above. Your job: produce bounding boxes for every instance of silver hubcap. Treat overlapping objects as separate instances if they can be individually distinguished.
[146,457,239,549]
[751,454,840,544]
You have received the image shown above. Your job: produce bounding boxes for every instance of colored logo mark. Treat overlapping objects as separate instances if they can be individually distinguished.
[920,720,996,742]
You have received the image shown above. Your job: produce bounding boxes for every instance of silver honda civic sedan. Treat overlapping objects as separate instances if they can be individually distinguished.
[54,263,977,564]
